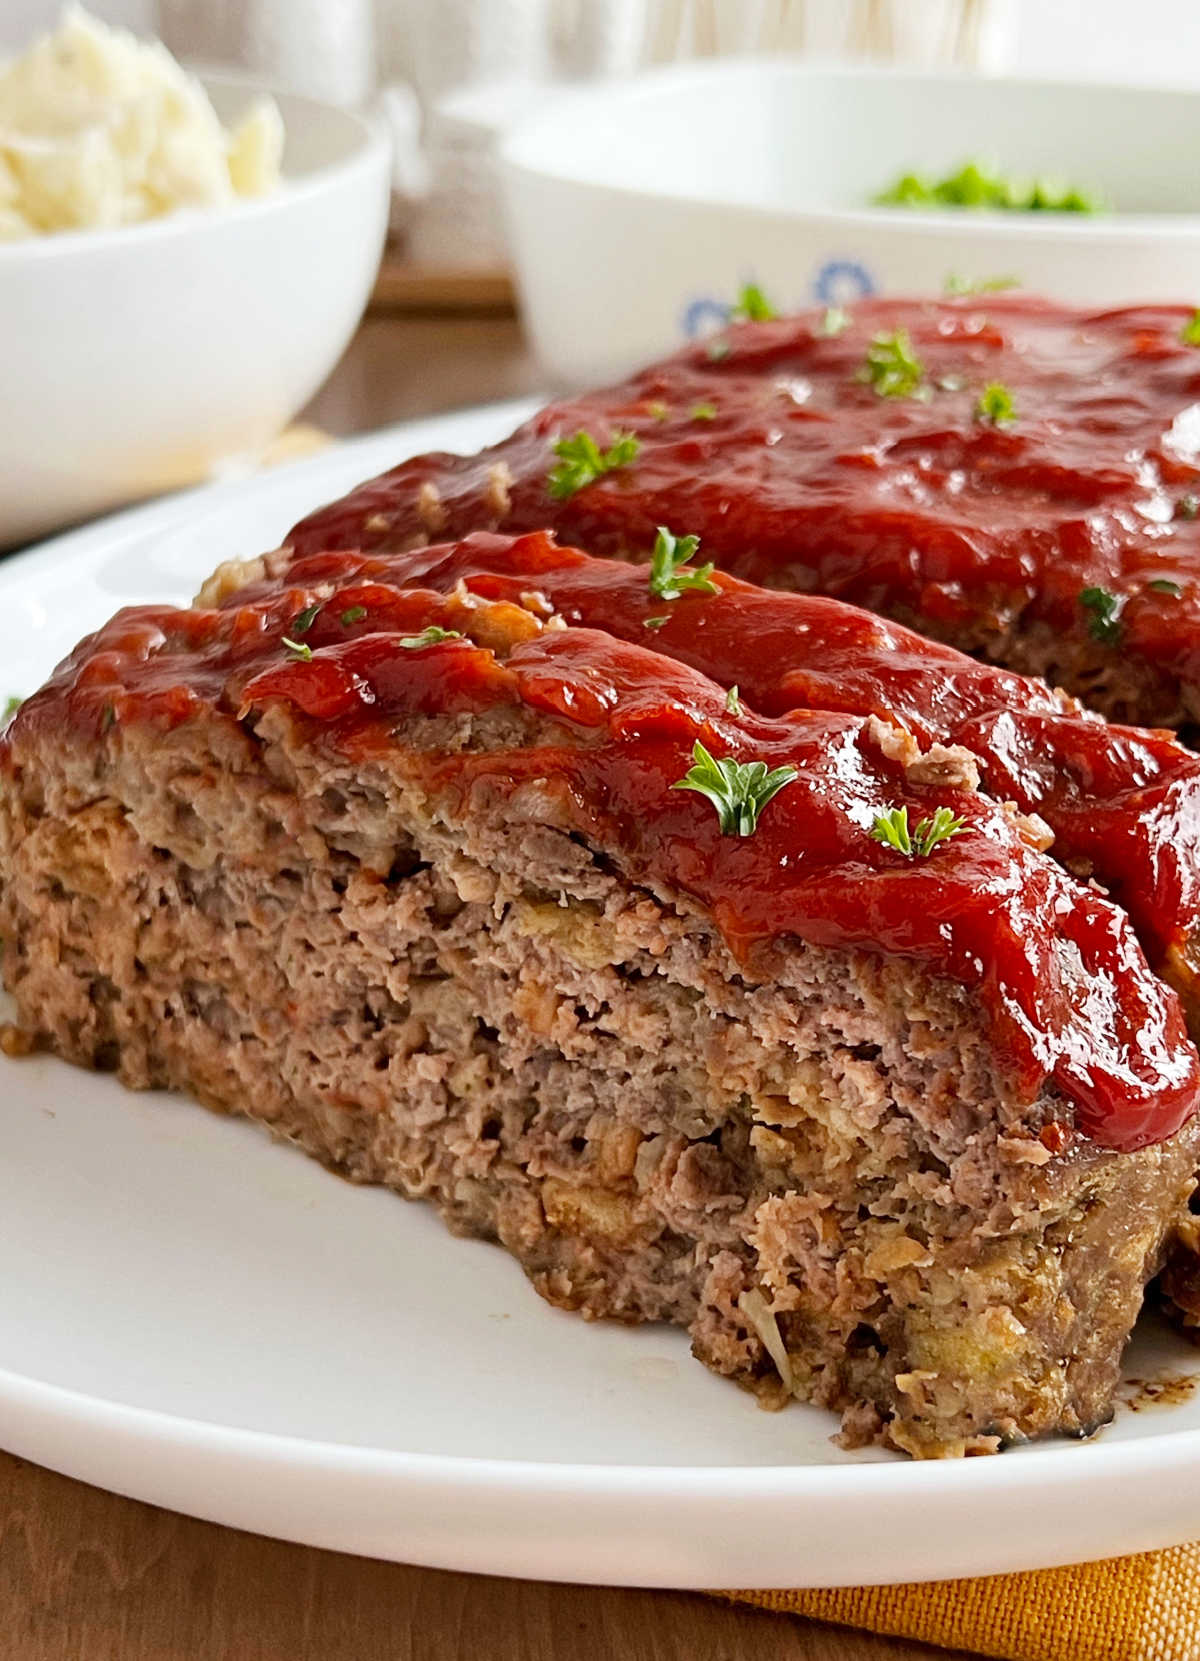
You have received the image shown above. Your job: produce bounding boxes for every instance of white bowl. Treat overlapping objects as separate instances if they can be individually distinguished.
[0,71,390,547]
[500,59,1200,386]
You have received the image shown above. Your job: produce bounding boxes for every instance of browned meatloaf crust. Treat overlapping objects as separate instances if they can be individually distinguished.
[4,544,1200,1458]
[286,295,1200,732]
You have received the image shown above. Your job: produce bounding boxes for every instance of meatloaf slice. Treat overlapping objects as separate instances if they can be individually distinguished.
[3,563,1199,1458]
[286,294,1200,731]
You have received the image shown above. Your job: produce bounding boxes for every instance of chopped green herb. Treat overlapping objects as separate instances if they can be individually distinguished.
[2,695,21,724]
[725,684,742,715]
[1183,311,1200,347]
[877,161,1102,214]
[1079,586,1124,644]
[291,602,322,635]
[944,273,1021,296]
[871,804,965,859]
[340,605,368,625]
[1148,579,1184,597]
[976,382,1017,425]
[399,626,463,649]
[672,740,797,837]
[646,400,670,421]
[690,401,718,422]
[730,282,777,323]
[281,636,313,661]
[648,526,718,602]
[706,338,732,362]
[548,430,640,500]
[859,329,926,399]
[100,703,116,732]
[643,615,670,631]
[818,306,850,337]
[1176,495,1199,520]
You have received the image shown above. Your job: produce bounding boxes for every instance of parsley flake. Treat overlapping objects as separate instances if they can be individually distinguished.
[1079,586,1124,644]
[730,282,777,323]
[1148,579,1183,597]
[646,400,670,421]
[340,605,368,625]
[643,615,670,631]
[2,695,21,724]
[1176,495,1199,521]
[399,626,463,649]
[672,740,797,837]
[548,430,640,500]
[281,636,313,661]
[860,329,926,399]
[291,602,322,635]
[100,703,116,732]
[648,526,718,602]
[871,804,965,859]
[1183,311,1200,347]
[878,162,1102,214]
[944,273,1021,296]
[819,306,850,337]
[976,382,1017,425]
[690,401,718,421]
[725,685,742,715]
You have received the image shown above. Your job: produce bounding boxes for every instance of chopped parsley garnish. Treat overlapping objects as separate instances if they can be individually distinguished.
[730,282,777,323]
[1176,495,1199,520]
[1148,579,1183,597]
[859,329,926,399]
[672,740,797,837]
[818,306,850,337]
[648,526,718,602]
[340,605,368,625]
[706,339,732,362]
[877,161,1102,214]
[871,804,965,859]
[643,615,670,631]
[690,401,718,421]
[548,430,640,500]
[725,684,742,715]
[647,400,669,421]
[944,273,1021,296]
[281,636,313,661]
[1079,586,1124,644]
[1183,312,1200,347]
[291,602,321,635]
[975,382,1017,425]
[2,695,21,723]
[399,626,463,649]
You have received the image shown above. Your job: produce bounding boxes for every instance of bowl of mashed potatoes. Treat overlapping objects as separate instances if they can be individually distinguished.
[0,7,390,544]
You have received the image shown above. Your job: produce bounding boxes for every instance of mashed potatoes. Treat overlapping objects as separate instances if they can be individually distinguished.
[0,6,283,239]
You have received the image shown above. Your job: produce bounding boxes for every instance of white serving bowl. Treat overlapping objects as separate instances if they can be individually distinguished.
[500,59,1200,386]
[0,71,390,547]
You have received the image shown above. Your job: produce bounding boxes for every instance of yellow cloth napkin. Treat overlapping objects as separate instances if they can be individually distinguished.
[719,1545,1200,1659]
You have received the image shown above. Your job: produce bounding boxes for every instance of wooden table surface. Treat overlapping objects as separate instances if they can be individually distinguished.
[1,313,969,1661]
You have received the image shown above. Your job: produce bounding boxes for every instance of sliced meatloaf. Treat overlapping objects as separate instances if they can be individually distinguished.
[3,544,1200,1458]
[286,294,1200,731]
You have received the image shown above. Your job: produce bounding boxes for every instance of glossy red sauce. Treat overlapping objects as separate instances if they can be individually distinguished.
[13,540,1198,1151]
[288,296,1200,708]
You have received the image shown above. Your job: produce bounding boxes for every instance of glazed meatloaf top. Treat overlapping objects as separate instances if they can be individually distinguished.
[286,295,1200,729]
[25,531,1197,1150]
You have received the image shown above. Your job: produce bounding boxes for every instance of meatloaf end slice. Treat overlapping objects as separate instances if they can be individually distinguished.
[2,581,1198,1458]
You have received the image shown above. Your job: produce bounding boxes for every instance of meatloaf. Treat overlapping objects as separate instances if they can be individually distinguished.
[286,294,1200,731]
[4,540,1200,1458]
